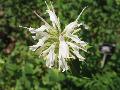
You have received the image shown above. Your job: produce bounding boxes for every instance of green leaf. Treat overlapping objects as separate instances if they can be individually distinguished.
[24,63,34,74]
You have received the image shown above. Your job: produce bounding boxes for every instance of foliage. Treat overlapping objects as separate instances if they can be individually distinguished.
[0,0,120,90]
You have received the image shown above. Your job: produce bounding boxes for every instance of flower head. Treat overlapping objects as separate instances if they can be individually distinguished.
[19,2,89,72]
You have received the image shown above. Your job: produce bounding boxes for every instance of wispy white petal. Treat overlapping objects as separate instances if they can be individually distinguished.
[42,44,53,57]
[46,44,55,68]
[78,22,89,29]
[58,56,68,72]
[63,6,87,33]
[67,41,87,52]
[33,31,48,40]
[67,42,85,60]
[29,45,38,51]
[45,1,59,28]
[66,33,81,43]
[79,41,87,47]
[35,25,50,32]
[19,25,49,34]
[84,24,89,29]
[72,28,81,34]
[72,49,85,61]
[66,33,87,47]
[32,36,36,40]
[19,26,36,33]
[69,53,76,59]
[28,27,36,33]
[67,42,80,50]
[29,36,48,51]
[47,10,58,27]
[78,22,83,27]
[59,35,69,58]
[64,21,78,33]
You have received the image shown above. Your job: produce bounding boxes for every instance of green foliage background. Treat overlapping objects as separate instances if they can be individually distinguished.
[0,0,120,90]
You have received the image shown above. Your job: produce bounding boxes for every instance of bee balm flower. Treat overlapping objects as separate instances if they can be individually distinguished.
[19,2,89,72]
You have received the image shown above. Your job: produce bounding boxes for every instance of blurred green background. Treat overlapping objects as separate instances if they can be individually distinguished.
[0,0,120,90]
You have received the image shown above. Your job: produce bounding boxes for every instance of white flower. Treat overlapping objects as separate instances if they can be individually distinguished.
[19,2,88,72]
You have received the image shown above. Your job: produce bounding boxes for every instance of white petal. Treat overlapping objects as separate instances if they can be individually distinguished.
[19,26,36,33]
[78,22,89,29]
[42,44,54,57]
[46,44,55,68]
[35,25,50,32]
[29,45,38,51]
[84,24,89,29]
[72,28,81,34]
[67,42,85,60]
[34,31,48,40]
[72,49,85,61]
[69,53,76,59]
[79,41,87,47]
[29,36,48,51]
[67,42,80,50]
[66,33,87,47]
[30,25,50,38]
[45,1,59,28]
[64,21,78,33]
[32,36,36,40]
[28,27,36,33]
[42,49,50,57]
[66,33,81,43]
[47,10,58,24]
[59,35,69,58]
[58,56,68,72]
[67,41,87,52]
[64,7,87,33]
[78,22,83,27]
